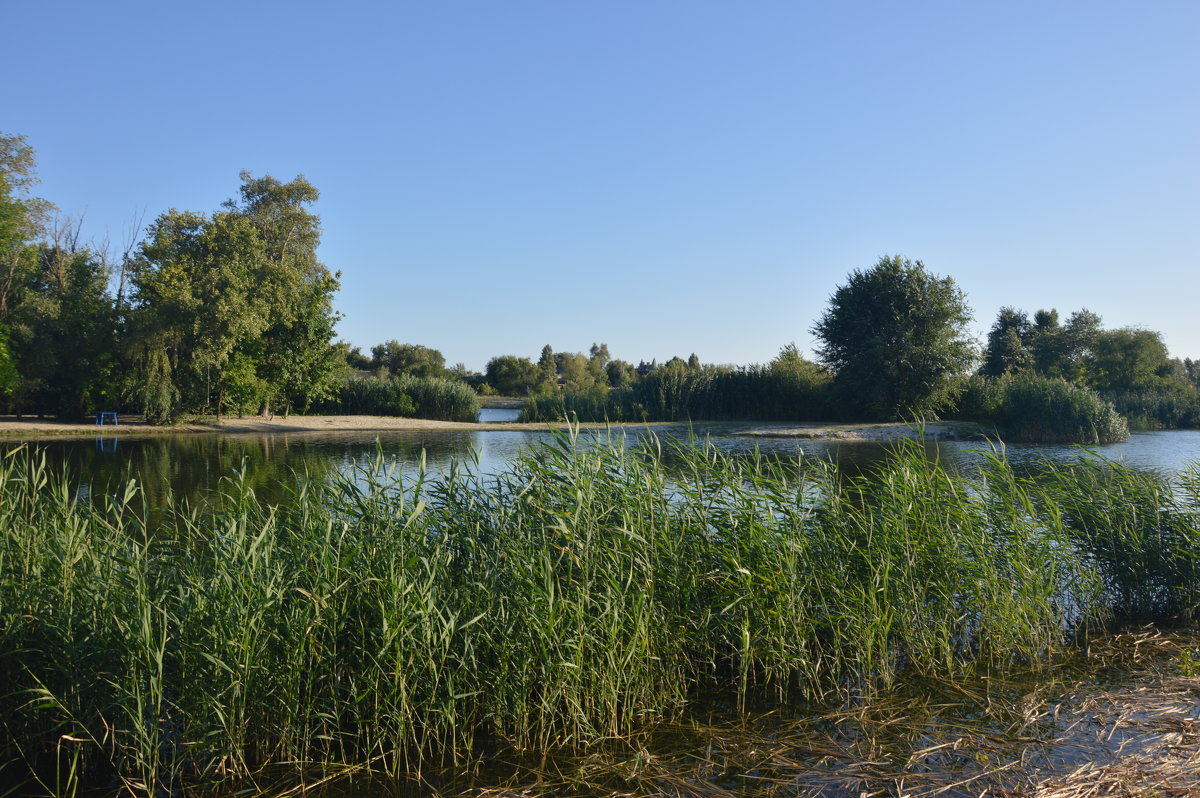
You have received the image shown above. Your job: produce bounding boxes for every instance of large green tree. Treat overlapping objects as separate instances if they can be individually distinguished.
[812,255,974,419]
[130,173,340,421]
[224,172,341,416]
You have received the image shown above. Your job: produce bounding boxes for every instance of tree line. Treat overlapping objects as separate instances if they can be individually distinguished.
[4,130,1196,435]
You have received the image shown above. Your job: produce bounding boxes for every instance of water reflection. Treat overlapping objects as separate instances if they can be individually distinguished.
[6,428,1200,509]
[476,407,522,423]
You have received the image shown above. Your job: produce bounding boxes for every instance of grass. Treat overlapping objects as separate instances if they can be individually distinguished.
[1,432,1198,794]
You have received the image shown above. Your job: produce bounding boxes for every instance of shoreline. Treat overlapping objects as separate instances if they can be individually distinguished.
[0,415,990,442]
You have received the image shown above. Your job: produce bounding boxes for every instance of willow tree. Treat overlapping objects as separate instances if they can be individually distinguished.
[812,255,974,420]
[129,173,340,422]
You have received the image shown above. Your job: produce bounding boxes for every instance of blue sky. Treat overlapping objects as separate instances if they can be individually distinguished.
[7,1,1198,370]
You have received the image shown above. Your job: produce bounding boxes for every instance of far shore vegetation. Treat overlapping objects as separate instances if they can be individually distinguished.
[4,129,1199,443]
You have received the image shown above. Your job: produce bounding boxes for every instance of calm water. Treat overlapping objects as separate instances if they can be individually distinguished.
[9,427,1200,507]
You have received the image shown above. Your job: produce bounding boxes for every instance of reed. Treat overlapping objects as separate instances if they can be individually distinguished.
[313,374,479,421]
[520,366,832,422]
[0,435,1195,794]
[953,374,1129,443]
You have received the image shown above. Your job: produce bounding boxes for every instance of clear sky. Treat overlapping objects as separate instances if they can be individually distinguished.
[7,1,1198,371]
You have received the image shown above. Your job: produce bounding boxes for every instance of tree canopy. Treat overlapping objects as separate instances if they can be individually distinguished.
[812,255,974,419]
[129,173,341,421]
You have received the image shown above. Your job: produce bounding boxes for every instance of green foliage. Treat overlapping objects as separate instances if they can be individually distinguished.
[979,307,1031,377]
[314,374,477,421]
[1088,327,1172,393]
[812,255,974,420]
[605,358,638,388]
[370,340,447,378]
[484,354,539,395]
[1045,459,1200,621]
[128,173,341,421]
[521,350,832,422]
[953,374,1128,444]
[536,344,557,393]
[1105,384,1200,430]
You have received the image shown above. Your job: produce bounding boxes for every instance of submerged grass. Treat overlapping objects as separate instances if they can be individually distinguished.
[1,433,1199,795]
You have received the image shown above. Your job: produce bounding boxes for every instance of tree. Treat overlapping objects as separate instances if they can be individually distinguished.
[980,307,1032,377]
[555,351,597,393]
[0,132,54,322]
[130,209,266,420]
[224,172,341,416]
[485,355,539,395]
[369,341,446,378]
[605,359,638,388]
[129,172,341,421]
[1087,328,1171,393]
[812,255,974,419]
[536,344,557,393]
[768,343,827,383]
[7,220,119,418]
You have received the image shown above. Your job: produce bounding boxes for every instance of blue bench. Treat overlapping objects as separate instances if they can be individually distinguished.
[95,412,118,426]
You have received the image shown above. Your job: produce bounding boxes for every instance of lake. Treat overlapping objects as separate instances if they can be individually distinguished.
[11,425,1200,508]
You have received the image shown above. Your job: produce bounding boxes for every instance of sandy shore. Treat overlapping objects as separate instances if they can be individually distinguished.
[0,415,990,442]
[0,414,566,436]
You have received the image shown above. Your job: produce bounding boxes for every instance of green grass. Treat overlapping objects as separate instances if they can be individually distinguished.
[2,434,1198,794]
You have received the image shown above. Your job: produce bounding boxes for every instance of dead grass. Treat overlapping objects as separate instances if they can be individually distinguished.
[436,629,1200,798]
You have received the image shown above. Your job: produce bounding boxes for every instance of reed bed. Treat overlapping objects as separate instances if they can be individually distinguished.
[313,374,480,421]
[1,434,1199,795]
[520,366,832,423]
[952,374,1130,444]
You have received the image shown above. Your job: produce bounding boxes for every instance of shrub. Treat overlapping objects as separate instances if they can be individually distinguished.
[952,374,1129,443]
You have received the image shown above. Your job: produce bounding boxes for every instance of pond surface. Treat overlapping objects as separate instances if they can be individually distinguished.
[8,427,1200,508]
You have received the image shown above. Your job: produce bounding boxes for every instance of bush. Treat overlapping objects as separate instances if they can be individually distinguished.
[952,374,1128,444]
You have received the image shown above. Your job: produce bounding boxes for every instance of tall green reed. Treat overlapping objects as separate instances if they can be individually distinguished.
[0,434,1193,794]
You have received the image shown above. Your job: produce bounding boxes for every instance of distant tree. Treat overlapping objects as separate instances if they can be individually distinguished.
[338,342,372,371]
[768,343,827,382]
[225,172,341,416]
[370,341,446,378]
[687,353,701,370]
[588,342,610,367]
[555,351,598,394]
[980,307,1032,377]
[7,221,119,417]
[812,255,974,419]
[536,345,557,393]
[0,132,54,322]
[485,355,539,395]
[1061,309,1102,382]
[588,342,611,385]
[1087,328,1172,393]
[605,359,638,388]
